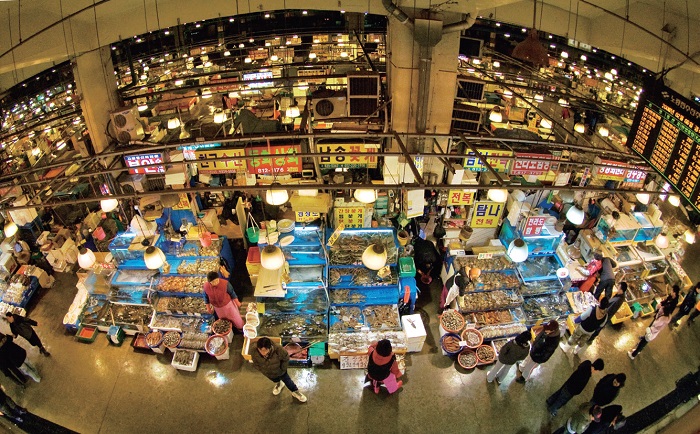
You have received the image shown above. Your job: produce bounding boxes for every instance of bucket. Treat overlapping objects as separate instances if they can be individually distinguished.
[459,226,473,241]
[200,231,213,247]
[205,335,230,360]
[440,333,464,356]
[243,324,257,339]
[246,227,260,243]
[397,230,410,246]
[93,227,106,241]
[245,312,260,327]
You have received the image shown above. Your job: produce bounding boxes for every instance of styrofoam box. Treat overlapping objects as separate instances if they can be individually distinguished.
[401,314,427,353]
[172,350,199,372]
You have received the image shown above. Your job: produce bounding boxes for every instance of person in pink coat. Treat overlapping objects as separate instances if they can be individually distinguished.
[203,271,244,330]
[364,339,403,394]
[628,286,679,359]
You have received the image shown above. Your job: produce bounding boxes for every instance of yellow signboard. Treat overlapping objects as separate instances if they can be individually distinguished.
[447,189,476,206]
[317,143,378,168]
[172,193,191,211]
[196,148,246,173]
[333,206,365,228]
[296,211,321,223]
[327,224,345,246]
[470,201,505,228]
[463,149,512,172]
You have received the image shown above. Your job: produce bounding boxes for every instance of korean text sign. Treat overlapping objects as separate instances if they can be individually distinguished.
[196,148,246,173]
[523,216,547,237]
[447,190,476,206]
[317,142,378,169]
[463,149,512,172]
[124,153,165,174]
[246,144,302,174]
[470,201,504,228]
[334,206,365,228]
[510,152,552,176]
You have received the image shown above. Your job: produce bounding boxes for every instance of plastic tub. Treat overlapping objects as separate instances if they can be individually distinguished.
[162,330,182,349]
[243,324,257,339]
[245,311,260,327]
[440,333,464,356]
[476,344,496,364]
[399,257,416,277]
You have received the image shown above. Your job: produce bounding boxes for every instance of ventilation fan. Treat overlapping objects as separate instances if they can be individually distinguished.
[110,107,145,143]
[311,96,347,120]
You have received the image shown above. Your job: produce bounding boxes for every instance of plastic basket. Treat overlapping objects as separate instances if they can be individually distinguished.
[457,348,478,369]
[440,333,464,356]
[439,310,465,334]
[399,257,416,277]
[460,328,483,349]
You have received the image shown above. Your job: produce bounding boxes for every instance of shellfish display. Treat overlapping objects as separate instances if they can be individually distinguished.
[257,313,327,338]
[162,331,182,347]
[327,331,407,355]
[330,289,367,305]
[155,296,208,314]
[453,255,515,272]
[459,290,522,313]
[150,314,213,333]
[362,305,400,330]
[522,294,571,322]
[330,307,364,331]
[328,233,397,265]
[173,350,196,365]
[477,323,528,340]
[472,272,520,292]
[476,344,496,363]
[178,332,209,350]
[156,276,207,294]
[458,350,478,368]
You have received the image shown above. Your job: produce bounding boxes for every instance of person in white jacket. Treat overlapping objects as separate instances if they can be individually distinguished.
[627,286,680,360]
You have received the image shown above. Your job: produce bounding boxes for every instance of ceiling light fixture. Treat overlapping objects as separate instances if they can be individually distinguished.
[566,204,585,225]
[507,239,529,263]
[362,244,387,270]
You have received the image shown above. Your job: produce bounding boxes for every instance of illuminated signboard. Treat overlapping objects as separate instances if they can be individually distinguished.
[246,144,302,175]
[181,143,220,160]
[124,153,165,174]
[510,152,552,176]
[629,79,700,211]
[317,142,378,168]
[470,201,504,228]
[196,148,246,173]
[463,149,512,172]
[594,158,627,182]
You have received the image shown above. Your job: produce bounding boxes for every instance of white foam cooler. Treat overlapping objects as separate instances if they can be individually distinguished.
[401,314,426,353]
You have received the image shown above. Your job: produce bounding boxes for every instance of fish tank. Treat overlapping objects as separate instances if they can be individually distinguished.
[522,293,571,324]
[633,212,663,243]
[499,219,563,257]
[149,313,213,333]
[329,266,399,289]
[624,279,654,302]
[613,245,643,267]
[464,307,526,327]
[594,213,640,245]
[516,254,563,282]
[257,313,328,339]
[618,262,646,282]
[288,265,325,285]
[156,236,223,258]
[452,255,515,273]
[327,228,398,266]
[520,279,563,297]
[643,258,669,279]
[469,270,521,293]
[109,232,160,266]
[258,285,328,315]
[459,290,523,313]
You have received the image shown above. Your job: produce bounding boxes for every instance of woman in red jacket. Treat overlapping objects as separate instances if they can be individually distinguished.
[203,271,244,330]
[365,339,403,394]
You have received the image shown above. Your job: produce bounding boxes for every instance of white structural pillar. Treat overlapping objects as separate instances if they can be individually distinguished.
[72,46,120,155]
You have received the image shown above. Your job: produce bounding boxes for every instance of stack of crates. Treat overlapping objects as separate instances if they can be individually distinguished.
[246,247,261,286]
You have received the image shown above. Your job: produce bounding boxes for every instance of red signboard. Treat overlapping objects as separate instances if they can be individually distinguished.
[511,152,552,176]
[245,144,302,175]
[124,153,165,175]
[523,216,547,237]
[595,159,628,181]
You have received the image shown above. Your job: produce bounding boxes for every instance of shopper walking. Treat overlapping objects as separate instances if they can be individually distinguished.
[553,403,602,434]
[593,257,617,300]
[590,373,625,406]
[251,337,307,403]
[582,405,624,434]
[0,333,40,384]
[587,284,627,344]
[515,320,560,383]
[547,359,605,416]
[5,313,49,356]
[486,331,531,384]
[669,283,700,329]
[627,286,679,359]
[687,299,700,324]
[365,339,403,394]
[0,385,26,424]
[561,298,609,355]
[202,271,244,330]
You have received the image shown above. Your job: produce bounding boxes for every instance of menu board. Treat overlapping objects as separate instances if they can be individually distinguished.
[629,80,700,210]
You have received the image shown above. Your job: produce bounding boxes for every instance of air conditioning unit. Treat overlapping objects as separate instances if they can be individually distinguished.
[118,173,148,193]
[451,102,482,133]
[110,106,145,143]
[311,96,347,120]
[347,73,380,117]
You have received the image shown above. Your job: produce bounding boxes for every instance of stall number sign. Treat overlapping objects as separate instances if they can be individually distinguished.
[196,148,246,173]
[246,144,301,175]
[296,211,320,223]
[334,206,365,228]
[463,149,512,172]
[447,190,476,206]
[524,216,547,237]
[470,201,504,228]
[477,252,493,259]
[124,153,165,174]
[317,143,378,169]
[340,355,369,370]
[511,153,552,176]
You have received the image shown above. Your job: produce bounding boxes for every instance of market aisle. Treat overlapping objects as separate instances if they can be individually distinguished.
[1,272,699,433]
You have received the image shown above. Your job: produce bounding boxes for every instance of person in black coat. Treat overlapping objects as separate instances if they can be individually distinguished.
[5,313,49,356]
[547,359,605,416]
[582,404,624,434]
[670,283,699,329]
[593,257,617,300]
[515,320,560,383]
[591,373,625,406]
[0,385,27,424]
[0,333,41,385]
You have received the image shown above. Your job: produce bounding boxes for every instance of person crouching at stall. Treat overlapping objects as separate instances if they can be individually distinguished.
[203,271,244,330]
[365,339,403,394]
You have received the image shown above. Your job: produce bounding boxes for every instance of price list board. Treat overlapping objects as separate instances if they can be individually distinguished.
[629,81,700,211]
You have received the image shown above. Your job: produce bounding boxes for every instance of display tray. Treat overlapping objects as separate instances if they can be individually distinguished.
[516,254,563,281]
[110,269,158,286]
[327,229,398,266]
[328,266,399,289]
[327,330,407,357]
[613,245,642,266]
[155,275,207,295]
[149,312,214,333]
[167,258,220,276]
[156,237,222,258]
[477,323,528,341]
[281,246,326,266]
[288,265,325,285]
[329,306,366,332]
[624,280,655,302]
[154,295,209,316]
[257,313,328,339]
[468,269,521,293]
[520,279,563,297]
[566,291,598,314]
[258,286,328,315]
[362,304,402,331]
[464,308,525,327]
[522,293,571,323]
[459,290,523,313]
[452,255,515,272]
[329,288,398,306]
[1,277,39,308]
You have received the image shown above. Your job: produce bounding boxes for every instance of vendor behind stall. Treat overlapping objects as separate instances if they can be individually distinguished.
[203,271,244,330]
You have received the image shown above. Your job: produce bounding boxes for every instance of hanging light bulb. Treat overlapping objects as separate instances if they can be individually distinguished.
[668,195,680,207]
[78,247,97,269]
[308,52,317,59]
[540,118,553,129]
[503,90,513,99]
[489,108,503,123]
[201,90,212,99]
[224,51,231,56]
[560,51,569,58]
[101,198,119,212]
[487,189,508,202]
[574,122,585,133]
[684,229,696,244]
[144,246,167,269]
[654,233,669,249]
[558,98,569,106]
[354,189,378,204]
[492,61,500,68]
[635,193,650,204]
[362,244,387,270]
[534,94,544,102]
[244,57,252,63]
[3,220,18,237]
[270,55,279,62]
[265,183,289,205]
[167,118,181,129]
[285,106,300,118]
[566,204,585,225]
[507,238,529,263]
[260,245,285,270]
[213,111,227,124]
[598,126,610,137]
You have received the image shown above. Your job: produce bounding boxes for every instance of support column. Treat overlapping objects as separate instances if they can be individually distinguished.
[73,46,120,155]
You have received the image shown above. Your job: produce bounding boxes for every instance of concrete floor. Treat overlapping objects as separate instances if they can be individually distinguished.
[0,262,697,434]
